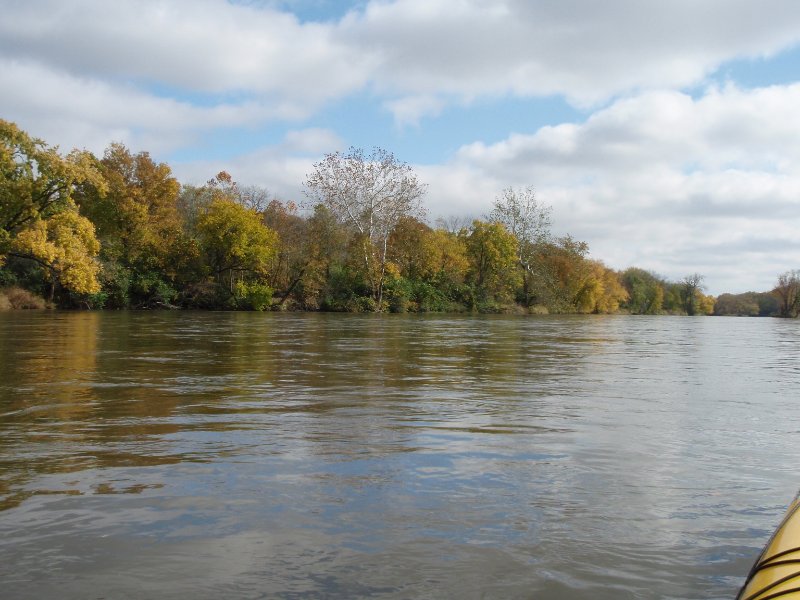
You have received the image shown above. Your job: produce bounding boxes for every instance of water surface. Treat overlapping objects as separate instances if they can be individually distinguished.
[1,312,799,599]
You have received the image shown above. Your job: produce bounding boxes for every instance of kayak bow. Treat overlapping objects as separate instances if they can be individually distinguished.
[738,493,800,600]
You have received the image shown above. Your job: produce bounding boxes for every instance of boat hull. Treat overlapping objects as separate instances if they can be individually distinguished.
[738,493,800,599]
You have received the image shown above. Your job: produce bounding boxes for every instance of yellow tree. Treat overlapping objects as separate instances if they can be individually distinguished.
[388,216,437,280]
[574,261,628,314]
[1,120,105,301]
[9,210,101,299]
[384,218,470,311]
[428,228,470,287]
[697,293,716,315]
[0,120,105,244]
[196,198,278,305]
[80,144,184,267]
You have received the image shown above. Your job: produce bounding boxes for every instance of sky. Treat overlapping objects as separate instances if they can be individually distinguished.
[3,0,800,295]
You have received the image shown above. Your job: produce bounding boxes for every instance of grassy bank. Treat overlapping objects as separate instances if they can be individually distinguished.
[0,287,50,310]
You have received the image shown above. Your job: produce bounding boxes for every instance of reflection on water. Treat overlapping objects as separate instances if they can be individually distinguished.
[1,312,800,598]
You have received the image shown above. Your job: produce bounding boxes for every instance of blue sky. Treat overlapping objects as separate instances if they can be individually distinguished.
[3,0,800,294]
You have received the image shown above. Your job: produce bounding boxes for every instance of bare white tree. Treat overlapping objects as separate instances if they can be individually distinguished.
[304,147,426,309]
[488,186,552,305]
[237,185,273,213]
[434,214,474,235]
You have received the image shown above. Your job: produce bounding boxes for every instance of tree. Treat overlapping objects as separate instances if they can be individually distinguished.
[680,273,705,316]
[0,120,106,245]
[262,199,308,306]
[435,214,474,235]
[304,147,426,310]
[773,270,800,318]
[488,186,552,306]
[621,267,665,314]
[1,120,105,302]
[196,198,278,296]
[388,216,435,281]
[574,261,628,314]
[535,235,591,312]
[238,185,274,213]
[465,220,520,308]
[714,293,759,316]
[428,229,470,288]
[662,282,684,314]
[697,292,716,315]
[75,143,187,307]
[9,209,101,299]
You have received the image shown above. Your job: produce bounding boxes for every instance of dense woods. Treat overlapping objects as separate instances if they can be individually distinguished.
[0,119,790,316]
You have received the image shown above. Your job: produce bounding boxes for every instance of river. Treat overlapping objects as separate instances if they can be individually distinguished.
[1,312,799,599]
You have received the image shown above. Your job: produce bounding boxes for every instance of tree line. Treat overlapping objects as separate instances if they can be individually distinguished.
[0,119,787,315]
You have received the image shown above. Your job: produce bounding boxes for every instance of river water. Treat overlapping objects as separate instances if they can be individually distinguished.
[1,312,799,599]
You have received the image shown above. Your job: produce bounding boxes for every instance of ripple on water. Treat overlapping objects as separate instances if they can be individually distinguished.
[1,313,799,598]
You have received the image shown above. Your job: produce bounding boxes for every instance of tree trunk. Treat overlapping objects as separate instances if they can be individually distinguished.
[278,266,306,306]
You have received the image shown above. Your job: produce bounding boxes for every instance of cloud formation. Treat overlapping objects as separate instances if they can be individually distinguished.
[348,0,800,107]
[4,0,800,142]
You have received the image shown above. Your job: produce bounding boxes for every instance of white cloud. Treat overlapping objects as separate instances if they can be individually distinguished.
[0,0,373,101]
[384,95,446,128]
[343,0,800,106]
[171,128,342,200]
[3,0,800,136]
[0,58,295,154]
[281,128,344,154]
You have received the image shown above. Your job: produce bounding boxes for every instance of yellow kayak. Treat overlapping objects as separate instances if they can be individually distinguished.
[738,493,800,600]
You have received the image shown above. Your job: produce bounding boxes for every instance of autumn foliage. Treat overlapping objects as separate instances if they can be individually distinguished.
[1,120,723,314]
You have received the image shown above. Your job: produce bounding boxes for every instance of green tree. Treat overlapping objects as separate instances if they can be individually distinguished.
[465,220,520,308]
[662,282,684,314]
[714,293,760,316]
[680,273,705,316]
[621,267,665,314]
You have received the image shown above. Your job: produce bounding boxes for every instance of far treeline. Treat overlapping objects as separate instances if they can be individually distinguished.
[0,119,795,316]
